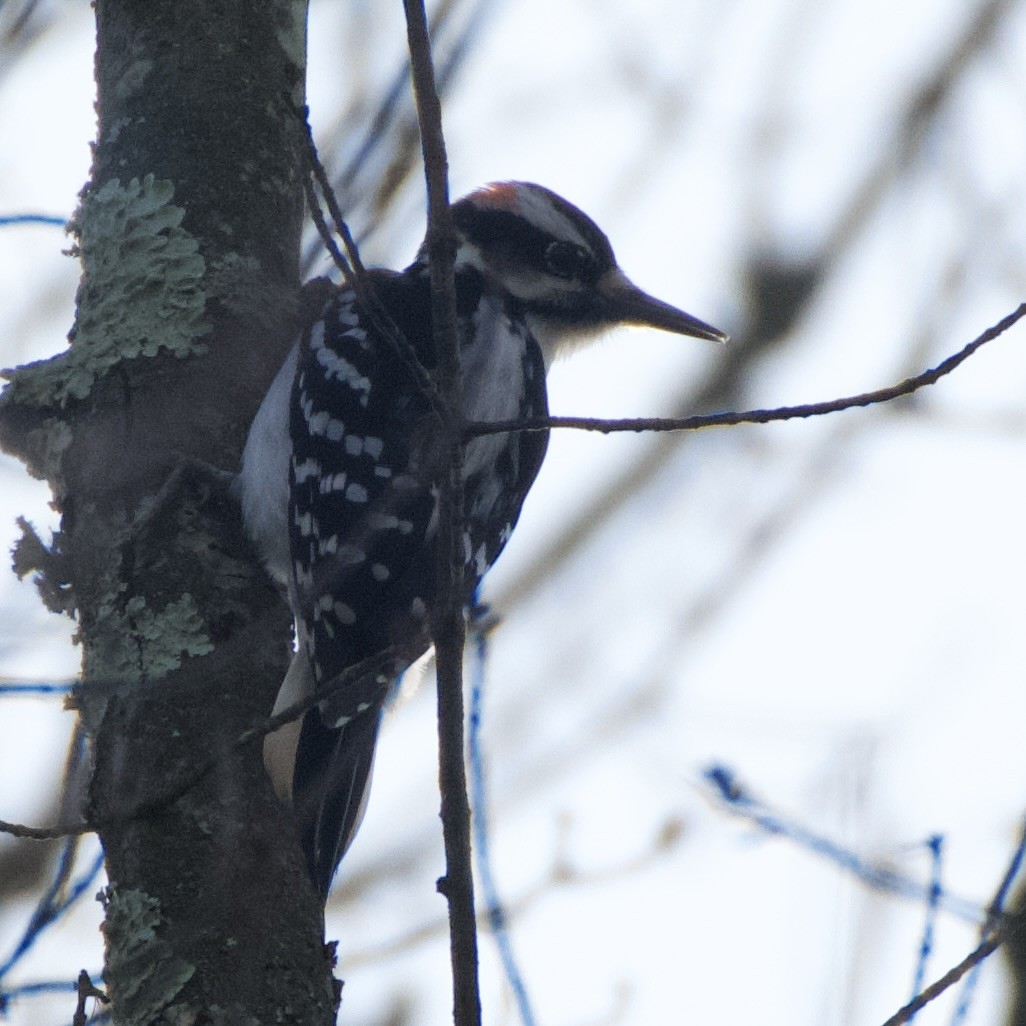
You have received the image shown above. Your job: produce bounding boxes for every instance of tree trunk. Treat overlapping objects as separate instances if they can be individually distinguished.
[0,1,338,1021]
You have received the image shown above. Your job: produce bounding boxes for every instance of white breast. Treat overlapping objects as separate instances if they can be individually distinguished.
[237,342,298,585]
[458,293,528,484]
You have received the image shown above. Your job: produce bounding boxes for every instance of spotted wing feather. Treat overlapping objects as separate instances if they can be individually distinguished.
[288,270,549,895]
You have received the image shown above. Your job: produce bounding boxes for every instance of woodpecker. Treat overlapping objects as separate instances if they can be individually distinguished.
[238,181,727,898]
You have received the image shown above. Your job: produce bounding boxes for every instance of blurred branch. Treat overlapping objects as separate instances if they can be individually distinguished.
[346,812,685,969]
[705,765,986,924]
[0,214,66,227]
[953,818,1026,1021]
[708,768,1026,1025]
[0,679,74,695]
[988,822,1026,926]
[0,976,95,1018]
[496,0,1021,614]
[468,619,535,1026]
[0,837,104,990]
[908,834,941,1019]
[0,0,54,82]
[303,0,498,271]
[823,0,1016,262]
[709,769,1026,1025]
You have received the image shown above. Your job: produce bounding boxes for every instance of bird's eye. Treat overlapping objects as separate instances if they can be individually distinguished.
[544,241,590,280]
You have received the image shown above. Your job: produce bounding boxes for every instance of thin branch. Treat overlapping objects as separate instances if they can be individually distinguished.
[0,840,104,983]
[0,976,85,1009]
[709,767,1025,1026]
[2,300,1020,842]
[302,107,449,422]
[947,816,1026,1021]
[0,651,396,841]
[403,3,480,1026]
[878,929,1004,1026]
[0,679,75,695]
[468,617,536,1026]
[0,816,87,842]
[303,170,356,285]
[985,815,1026,924]
[72,970,108,1026]
[0,214,66,227]
[465,303,1026,439]
[878,813,1025,1025]
[302,113,364,283]
[908,835,944,1015]
[704,765,985,924]
[473,0,1022,628]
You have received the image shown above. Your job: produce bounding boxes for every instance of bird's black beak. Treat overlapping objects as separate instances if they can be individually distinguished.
[600,269,729,343]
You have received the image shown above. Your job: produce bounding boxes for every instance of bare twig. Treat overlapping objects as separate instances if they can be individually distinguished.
[301,107,449,422]
[0,651,396,842]
[876,816,1026,1025]
[0,815,88,842]
[402,3,480,1026]
[303,170,356,286]
[71,970,108,1026]
[465,303,1026,439]
[984,816,1026,925]
[302,114,365,283]
[878,929,1004,1026]
[4,302,1021,848]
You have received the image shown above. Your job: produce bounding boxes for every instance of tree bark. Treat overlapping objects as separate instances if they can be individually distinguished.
[0,1,338,1022]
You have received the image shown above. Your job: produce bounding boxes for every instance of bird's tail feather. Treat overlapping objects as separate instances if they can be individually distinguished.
[292,702,384,899]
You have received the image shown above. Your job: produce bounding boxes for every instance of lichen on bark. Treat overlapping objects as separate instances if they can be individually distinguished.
[85,591,215,690]
[4,175,211,408]
[101,887,196,1026]
[0,2,338,1021]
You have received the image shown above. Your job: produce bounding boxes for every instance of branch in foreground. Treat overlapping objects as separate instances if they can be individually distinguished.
[403,3,482,1026]
[878,928,1004,1026]
[0,651,395,842]
[4,305,1020,845]
[465,303,1026,438]
[303,109,448,421]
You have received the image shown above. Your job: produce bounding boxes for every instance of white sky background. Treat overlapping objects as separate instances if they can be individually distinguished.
[1,0,1026,1024]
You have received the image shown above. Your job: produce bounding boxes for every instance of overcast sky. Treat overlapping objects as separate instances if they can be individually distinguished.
[2,1,1026,1024]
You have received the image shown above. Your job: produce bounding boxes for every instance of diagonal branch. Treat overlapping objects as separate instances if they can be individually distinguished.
[876,815,1026,1025]
[878,929,1005,1026]
[465,303,1026,439]
[0,650,397,842]
[302,112,450,421]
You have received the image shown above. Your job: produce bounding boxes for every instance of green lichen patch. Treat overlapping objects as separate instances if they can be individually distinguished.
[3,175,212,408]
[85,591,215,689]
[101,887,196,1025]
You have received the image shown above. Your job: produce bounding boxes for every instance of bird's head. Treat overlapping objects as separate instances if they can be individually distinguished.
[449,181,727,363]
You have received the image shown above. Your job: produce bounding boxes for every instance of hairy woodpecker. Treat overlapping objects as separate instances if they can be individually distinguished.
[238,181,727,898]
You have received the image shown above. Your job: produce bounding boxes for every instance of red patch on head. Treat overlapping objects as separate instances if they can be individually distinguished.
[468,181,523,213]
